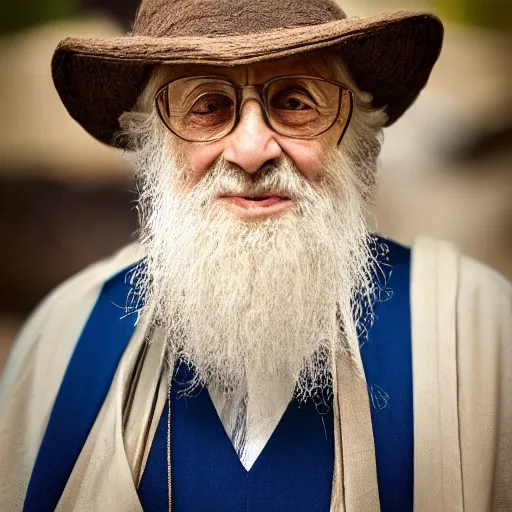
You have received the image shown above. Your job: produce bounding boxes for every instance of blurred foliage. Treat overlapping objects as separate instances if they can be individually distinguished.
[4,0,76,35]
[429,0,512,31]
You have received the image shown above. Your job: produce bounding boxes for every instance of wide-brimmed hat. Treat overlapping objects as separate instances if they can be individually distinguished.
[52,0,444,148]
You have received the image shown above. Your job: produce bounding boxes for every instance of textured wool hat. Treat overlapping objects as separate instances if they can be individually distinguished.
[52,0,444,148]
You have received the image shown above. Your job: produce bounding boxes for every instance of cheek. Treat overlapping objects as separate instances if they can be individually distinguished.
[176,140,225,185]
[277,138,328,182]
[175,137,332,184]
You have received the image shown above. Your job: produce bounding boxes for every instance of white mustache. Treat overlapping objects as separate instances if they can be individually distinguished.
[199,161,309,203]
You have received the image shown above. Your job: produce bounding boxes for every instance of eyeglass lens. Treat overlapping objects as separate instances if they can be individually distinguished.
[155,76,350,142]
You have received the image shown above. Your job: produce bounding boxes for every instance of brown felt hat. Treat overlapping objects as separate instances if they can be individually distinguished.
[52,0,444,148]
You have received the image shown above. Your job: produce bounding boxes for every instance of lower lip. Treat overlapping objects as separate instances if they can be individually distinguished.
[219,196,292,217]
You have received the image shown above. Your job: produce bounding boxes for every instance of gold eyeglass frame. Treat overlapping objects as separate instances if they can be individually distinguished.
[154,75,354,145]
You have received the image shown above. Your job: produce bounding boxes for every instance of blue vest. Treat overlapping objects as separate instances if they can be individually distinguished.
[24,237,413,511]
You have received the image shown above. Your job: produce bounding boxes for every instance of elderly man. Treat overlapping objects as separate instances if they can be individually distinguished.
[0,0,511,511]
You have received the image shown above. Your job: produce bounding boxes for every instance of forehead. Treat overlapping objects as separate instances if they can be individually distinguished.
[155,53,337,85]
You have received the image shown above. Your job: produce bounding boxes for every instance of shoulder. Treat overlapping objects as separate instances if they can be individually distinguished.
[411,235,511,375]
[458,252,512,313]
[42,242,143,308]
[0,244,144,508]
[0,243,143,412]
[455,251,511,364]
[410,241,512,507]
[455,249,511,358]
[411,235,511,313]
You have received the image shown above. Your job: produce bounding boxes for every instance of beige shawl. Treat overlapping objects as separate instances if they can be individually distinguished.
[0,237,510,511]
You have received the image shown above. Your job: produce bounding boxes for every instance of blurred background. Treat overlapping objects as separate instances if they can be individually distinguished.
[1,0,511,370]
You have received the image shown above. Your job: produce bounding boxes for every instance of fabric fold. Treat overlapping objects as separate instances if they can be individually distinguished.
[411,236,464,511]
[331,347,380,512]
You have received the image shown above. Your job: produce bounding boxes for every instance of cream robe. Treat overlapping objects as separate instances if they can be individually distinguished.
[0,237,510,511]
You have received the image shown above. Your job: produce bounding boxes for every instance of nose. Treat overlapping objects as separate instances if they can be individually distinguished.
[223,96,282,174]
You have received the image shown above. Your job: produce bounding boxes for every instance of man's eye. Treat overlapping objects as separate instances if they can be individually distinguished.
[284,96,310,110]
[191,94,233,114]
[272,90,313,111]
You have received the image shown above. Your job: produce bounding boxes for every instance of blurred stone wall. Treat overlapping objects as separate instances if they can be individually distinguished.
[0,19,137,371]
[343,0,512,277]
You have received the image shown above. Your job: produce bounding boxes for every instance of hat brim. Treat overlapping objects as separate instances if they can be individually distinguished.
[52,11,443,148]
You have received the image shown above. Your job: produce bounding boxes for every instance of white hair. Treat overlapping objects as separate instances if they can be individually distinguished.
[118,51,389,468]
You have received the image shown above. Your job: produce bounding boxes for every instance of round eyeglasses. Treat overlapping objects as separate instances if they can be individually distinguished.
[154,75,353,144]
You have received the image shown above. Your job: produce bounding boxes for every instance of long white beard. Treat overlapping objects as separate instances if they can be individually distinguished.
[125,114,383,467]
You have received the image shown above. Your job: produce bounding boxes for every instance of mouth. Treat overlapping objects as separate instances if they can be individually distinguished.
[218,193,292,217]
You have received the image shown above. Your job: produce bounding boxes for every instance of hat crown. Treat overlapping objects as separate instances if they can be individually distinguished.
[132,0,346,38]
